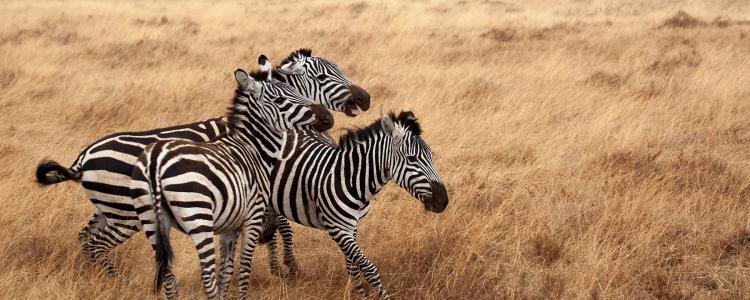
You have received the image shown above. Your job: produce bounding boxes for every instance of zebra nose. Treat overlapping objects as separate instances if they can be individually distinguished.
[425,181,448,213]
[348,85,370,111]
[310,104,334,131]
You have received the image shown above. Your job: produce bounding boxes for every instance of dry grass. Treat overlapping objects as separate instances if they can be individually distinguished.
[1,0,750,299]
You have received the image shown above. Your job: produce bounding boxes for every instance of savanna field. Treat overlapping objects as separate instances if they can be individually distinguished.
[2,0,750,298]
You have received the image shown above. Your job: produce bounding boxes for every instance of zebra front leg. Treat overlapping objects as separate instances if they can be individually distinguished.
[218,231,239,298]
[328,228,389,299]
[277,216,299,278]
[86,221,139,276]
[345,254,366,297]
[236,213,264,299]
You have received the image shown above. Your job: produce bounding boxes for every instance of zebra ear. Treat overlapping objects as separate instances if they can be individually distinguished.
[381,115,404,143]
[258,54,273,82]
[235,69,262,97]
[234,69,251,89]
[277,58,306,75]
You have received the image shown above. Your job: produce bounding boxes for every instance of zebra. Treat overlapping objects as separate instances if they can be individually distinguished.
[130,68,331,300]
[34,49,370,277]
[267,110,449,298]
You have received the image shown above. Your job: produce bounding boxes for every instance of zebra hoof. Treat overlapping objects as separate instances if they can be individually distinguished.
[284,261,299,279]
[270,268,283,277]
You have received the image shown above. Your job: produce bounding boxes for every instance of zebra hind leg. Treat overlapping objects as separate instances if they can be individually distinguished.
[86,221,139,276]
[188,231,221,299]
[218,231,239,298]
[78,209,106,256]
[237,214,264,299]
[260,209,283,277]
[265,231,282,277]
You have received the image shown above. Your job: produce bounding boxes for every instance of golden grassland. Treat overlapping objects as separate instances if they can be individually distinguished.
[1,0,750,298]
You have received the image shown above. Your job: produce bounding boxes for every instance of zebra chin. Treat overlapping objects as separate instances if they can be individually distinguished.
[423,181,448,213]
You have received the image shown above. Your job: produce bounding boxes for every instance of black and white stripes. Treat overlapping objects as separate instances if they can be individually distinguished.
[34,49,369,279]
[268,111,449,298]
[130,69,333,300]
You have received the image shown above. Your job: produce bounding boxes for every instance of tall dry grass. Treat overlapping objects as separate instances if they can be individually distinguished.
[1,0,750,298]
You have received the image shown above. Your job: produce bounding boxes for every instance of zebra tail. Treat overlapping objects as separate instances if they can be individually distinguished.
[151,165,173,294]
[35,160,81,185]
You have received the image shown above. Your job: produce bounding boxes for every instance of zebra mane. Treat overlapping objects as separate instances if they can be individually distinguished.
[280,48,313,66]
[337,111,423,146]
[226,88,251,131]
[226,69,267,131]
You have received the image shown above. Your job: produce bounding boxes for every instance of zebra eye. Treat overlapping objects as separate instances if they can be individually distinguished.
[406,155,418,163]
[273,96,286,104]
[316,73,328,80]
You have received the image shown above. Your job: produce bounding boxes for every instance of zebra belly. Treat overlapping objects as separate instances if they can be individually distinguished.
[271,193,325,229]
[81,166,139,221]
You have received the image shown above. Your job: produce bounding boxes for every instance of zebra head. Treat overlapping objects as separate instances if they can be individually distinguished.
[273,49,370,117]
[233,68,334,132]
[381,111,448,213]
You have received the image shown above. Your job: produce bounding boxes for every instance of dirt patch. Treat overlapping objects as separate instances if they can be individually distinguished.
[8,236,55,269]
[0,70,18,89]
[349,2,368,16]
[132,16,170,26]
[529,23,581,40]
[659,11,705,29]
[528,232,563,265]
[631,80,663,100]
[719,229,750,259]
[480,28,517,43]
[584,71,627,89]
[645,37,702,75]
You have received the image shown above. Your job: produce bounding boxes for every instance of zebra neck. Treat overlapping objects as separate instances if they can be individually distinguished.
[335,132,391,203]
[227,118,284,171]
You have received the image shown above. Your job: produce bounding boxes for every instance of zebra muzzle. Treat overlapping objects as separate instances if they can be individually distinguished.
[425,181,448,213]
[344,84,370,117]
[311,104,334,131]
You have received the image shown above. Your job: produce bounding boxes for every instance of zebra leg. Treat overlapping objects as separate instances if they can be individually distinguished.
[86,221,139,276]
[163,267,179,300]
[265,230,282,277]
[327,228,389,299]
[218,231,238,298]
[78,209,105,257]
[236,214,264,299]
[188,231,220,299]
[277,216,299,278]
[78,209,104,244]
[261,210,282,277]
[143,218,179,300]
[345,253,366,296]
